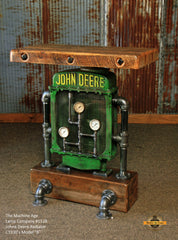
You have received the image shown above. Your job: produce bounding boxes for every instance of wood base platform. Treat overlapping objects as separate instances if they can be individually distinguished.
[30,163,138,212]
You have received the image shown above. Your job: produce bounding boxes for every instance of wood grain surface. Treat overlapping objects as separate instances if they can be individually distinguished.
[10,44,158,69]
[30,163,138,212]
[1,113,177,124]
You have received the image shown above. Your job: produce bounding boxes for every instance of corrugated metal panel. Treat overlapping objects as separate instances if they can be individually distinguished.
[161,0,178,113]
[108,0,177,114]
[41,0,107,88]
[0,0,177,114]
[0,0,43,113]
[0,0,108,113]
[108,0,160,113]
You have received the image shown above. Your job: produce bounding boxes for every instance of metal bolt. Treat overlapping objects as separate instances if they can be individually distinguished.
[21,53,28,61]
[67,56,74,64]
[117,58,124,66]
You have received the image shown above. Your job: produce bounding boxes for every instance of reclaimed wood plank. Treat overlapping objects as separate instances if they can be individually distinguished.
[30,163,138,212]
[1,113,177,124]
[10,44,158,69]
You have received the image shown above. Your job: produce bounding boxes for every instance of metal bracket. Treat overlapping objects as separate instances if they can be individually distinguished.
[56,164,71,174]
[93,169,113,177]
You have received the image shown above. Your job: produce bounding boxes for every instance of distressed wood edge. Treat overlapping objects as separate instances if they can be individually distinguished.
[10,46,158,69]
[0,113,177,124]
[126,114,178,124]
[30,165,138,212]
[0,113,43,123]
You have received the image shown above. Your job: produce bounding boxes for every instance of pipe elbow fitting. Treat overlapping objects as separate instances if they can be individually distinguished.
[119,98,129,111]
[42,91,50,104]
[33,179,53,207]
[35,184,45,196]
[112,97,129,111]
[96,190,117,220]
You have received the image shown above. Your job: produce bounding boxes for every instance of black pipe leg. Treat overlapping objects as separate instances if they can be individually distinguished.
[41,91,54,167]
[116,147,130,179]
[112,97,130,180]
[41,122,53,167]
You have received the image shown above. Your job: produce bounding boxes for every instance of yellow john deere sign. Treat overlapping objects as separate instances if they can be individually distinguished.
[55,72,105,88]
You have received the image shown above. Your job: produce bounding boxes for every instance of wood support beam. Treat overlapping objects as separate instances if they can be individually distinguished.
[10,45,158,69]
[0,113,177,124]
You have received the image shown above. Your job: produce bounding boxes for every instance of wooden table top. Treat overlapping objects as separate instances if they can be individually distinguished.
[10,44,158,69]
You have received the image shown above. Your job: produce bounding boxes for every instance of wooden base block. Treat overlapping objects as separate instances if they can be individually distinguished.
[30,163,138,212]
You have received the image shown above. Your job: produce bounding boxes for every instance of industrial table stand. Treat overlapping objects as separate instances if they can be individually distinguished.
[10,45,158,219]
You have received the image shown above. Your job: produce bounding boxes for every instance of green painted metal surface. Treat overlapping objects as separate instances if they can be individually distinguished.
[50,69,118,171]
[52,69,117,94]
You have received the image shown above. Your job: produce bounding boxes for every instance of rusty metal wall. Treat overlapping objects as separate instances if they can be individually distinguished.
[41,0,108,88]
[0,0,43,113]
[0,0,177,114]
[0,0,107,113]
[160,0,178,114]
[108,0,177,114]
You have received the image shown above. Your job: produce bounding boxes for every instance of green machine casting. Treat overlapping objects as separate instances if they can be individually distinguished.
[41,68,130,179]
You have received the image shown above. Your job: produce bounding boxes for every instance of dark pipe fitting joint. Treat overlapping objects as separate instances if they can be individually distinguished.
[96,190,117,220]
[113,131,129,148]
[33,179,53,207]
[42,123,51,138]
[116,169,131,180]
[41,91,50,104]
[112,97,129,111]
[112,96,130,180]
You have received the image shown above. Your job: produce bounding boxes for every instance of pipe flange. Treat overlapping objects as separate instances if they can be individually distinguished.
[116,172,131,180]
[33,199,48,207]
[41,162,54,168]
